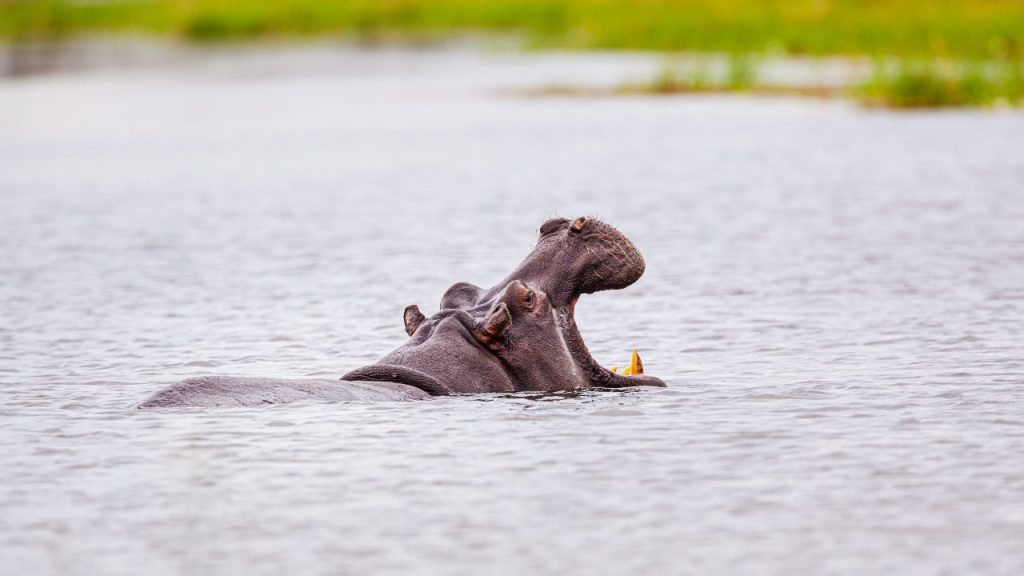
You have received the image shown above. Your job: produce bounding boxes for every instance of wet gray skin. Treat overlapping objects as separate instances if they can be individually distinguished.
[138,217,664,408]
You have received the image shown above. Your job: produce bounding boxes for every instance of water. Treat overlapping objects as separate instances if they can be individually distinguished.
[2,44,1023,575]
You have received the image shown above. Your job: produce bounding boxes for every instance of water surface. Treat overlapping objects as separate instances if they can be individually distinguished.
[2,45,1023,575]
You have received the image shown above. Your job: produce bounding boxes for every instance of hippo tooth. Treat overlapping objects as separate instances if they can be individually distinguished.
[616,350,644,376]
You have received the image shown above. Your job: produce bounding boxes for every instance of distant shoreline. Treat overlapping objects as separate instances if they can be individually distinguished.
[5,1,1023,109]
[5,36,1022,110]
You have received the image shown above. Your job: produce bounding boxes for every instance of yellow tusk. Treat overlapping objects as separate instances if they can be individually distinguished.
[610,350,644,376]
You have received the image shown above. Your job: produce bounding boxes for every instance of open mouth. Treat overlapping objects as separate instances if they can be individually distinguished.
[472,215,665,390]
[555,294,665,390]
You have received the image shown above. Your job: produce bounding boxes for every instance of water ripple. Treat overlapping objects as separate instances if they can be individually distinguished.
[2,47,1023,576]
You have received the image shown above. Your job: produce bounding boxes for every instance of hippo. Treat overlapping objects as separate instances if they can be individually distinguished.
[138,217,665,408]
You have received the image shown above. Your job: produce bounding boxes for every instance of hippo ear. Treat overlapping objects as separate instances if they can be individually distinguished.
[404,304,426,336]
[476,303,511,350]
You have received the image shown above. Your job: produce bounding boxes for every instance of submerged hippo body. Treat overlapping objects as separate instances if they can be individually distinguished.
[138,217,665,408]
[138,376,430,407]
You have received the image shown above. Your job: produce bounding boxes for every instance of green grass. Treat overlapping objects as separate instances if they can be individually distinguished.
[3,0,1024,61]
[858,60,1024,107]
[533,57,1022,108]
[631,55,761,94]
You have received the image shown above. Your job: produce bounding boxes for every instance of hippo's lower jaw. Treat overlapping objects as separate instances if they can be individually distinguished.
[556,302,667,390]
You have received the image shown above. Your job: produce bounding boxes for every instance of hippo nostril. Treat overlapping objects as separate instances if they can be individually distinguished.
[570,217,586,233]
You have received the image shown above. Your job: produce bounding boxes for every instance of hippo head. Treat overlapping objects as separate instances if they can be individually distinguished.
[343,217,666,395]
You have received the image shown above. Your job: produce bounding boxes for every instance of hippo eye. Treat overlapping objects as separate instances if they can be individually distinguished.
[523,291,535,309]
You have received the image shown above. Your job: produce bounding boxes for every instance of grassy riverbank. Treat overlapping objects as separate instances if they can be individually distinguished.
[4,0,1023,59]
[615,56,1024,107]
[4,0,1023,107]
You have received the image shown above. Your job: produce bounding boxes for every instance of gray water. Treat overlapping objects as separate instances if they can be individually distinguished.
[2,45,1023,576]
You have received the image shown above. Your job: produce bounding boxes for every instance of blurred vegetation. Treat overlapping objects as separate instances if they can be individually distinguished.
[2,0,1021,59]
[628,55,762,94]
[3,0,1023,107]
[858,60,1024,107]
[614,56,1024,107]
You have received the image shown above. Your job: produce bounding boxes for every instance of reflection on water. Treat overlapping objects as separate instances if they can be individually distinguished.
[1,46,1023,576]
